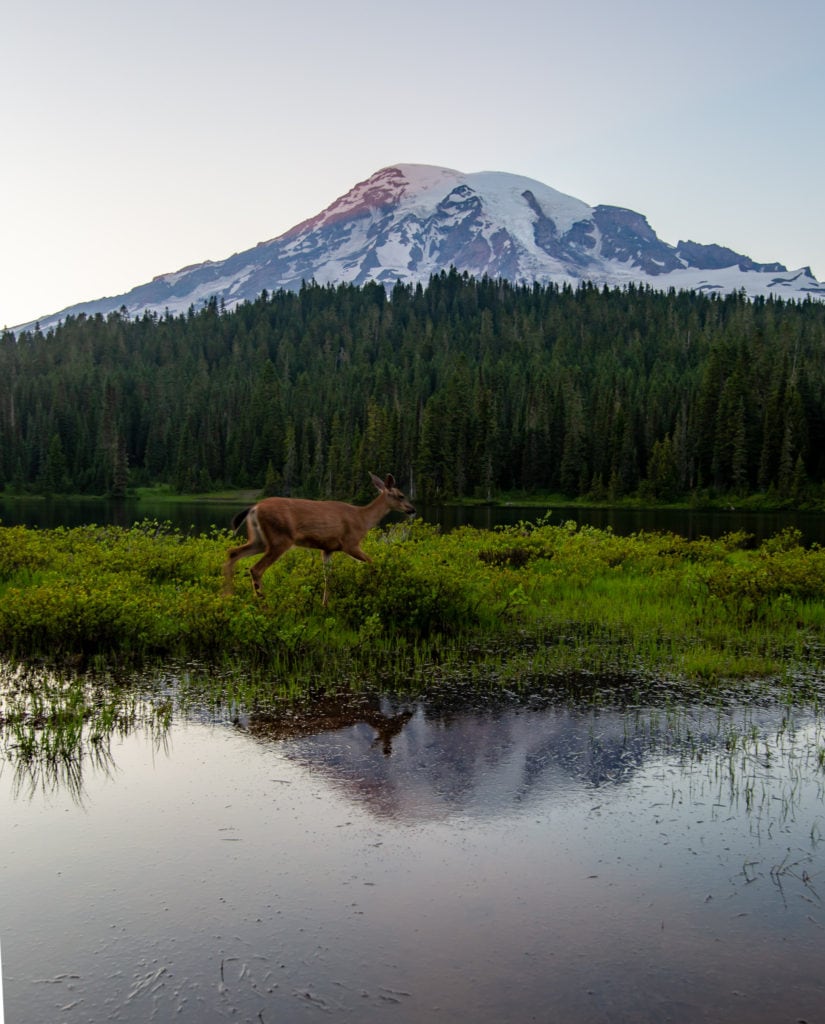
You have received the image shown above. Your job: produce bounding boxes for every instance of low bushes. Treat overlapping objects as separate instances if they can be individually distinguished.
[0,517,824,686]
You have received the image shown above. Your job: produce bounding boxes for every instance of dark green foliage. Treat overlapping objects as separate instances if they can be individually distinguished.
[3,275,825,503]
[331,543,475,637]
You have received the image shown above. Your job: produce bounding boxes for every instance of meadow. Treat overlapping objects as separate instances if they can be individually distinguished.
[1,516,823,692]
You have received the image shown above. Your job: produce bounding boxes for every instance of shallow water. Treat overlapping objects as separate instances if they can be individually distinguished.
[2,689,824,1023]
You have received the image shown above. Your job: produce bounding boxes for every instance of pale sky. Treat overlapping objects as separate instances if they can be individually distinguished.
[3,0,823,329]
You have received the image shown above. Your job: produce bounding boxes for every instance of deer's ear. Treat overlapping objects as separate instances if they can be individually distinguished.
[370,472,385,492]
[384,473,396,489]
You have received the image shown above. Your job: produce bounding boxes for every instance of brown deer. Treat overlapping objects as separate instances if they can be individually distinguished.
[222,472,415,600]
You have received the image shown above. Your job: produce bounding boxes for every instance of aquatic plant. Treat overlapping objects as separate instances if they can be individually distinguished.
[0,660,171,800]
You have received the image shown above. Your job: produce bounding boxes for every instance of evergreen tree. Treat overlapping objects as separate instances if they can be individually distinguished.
[2,277,824,506]
[41,433,69,494]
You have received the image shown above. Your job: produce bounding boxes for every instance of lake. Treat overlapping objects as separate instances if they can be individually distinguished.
[3,494,825,545]
[1,674,823,1023]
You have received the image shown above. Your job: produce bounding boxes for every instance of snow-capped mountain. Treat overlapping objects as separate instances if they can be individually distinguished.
[17,164,825,331]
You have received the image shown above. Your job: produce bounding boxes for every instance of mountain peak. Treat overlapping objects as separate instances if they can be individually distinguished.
[277,164,462,242]
[15,164,824,332]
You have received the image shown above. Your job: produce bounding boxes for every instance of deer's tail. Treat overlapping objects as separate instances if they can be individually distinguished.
[231,506,252,533]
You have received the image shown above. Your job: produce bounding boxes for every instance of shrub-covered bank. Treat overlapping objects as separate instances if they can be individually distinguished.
[1,517,824,689]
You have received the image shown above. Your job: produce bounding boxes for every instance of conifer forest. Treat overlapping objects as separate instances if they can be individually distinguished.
[3,272,825,505]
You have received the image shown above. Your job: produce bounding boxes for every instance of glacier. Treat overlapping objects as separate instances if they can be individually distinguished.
[14,163,824,333]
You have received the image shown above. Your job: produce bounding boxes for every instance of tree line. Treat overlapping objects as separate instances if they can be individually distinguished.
[2,271,825,505]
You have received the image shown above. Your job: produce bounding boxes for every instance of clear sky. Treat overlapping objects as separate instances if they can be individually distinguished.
[3,0,823,329]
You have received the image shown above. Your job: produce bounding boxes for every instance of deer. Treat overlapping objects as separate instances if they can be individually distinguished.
[222,472,416,602]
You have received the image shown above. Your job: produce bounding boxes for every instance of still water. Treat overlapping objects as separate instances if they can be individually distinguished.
[3,493,825,545]
[2,683,823,1023]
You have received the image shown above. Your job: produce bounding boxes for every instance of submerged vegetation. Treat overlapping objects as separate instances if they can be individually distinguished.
[1,516,824,690]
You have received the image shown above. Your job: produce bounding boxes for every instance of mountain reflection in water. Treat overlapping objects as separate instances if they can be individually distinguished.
[235,690,818,825]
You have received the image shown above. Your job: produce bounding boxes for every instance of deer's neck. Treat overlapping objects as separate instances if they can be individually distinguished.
[358,492,390,532]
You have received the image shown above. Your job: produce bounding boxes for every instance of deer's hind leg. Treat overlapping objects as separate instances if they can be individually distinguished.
[223,511,267,594]
[249,538,293,597]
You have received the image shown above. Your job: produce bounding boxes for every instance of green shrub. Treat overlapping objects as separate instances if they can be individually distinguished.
[2,518,825,686]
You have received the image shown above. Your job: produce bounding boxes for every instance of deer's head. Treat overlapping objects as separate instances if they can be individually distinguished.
[371,473,416,516]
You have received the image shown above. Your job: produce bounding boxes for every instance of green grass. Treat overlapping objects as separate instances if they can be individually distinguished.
[0,517,824,691]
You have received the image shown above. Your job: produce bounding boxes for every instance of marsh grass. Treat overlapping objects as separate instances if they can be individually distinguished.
[0,660,174,799]
[0,518,824,691]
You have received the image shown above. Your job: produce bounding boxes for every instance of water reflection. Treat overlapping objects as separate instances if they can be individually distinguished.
[2,673,824,1024]
[4,493,825,545]
[239,699,643,821]
[6,734,117,802]
[236,690,825,828]
[0,661,171,804]
[4,673,823,827]
[238,693,413,756]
